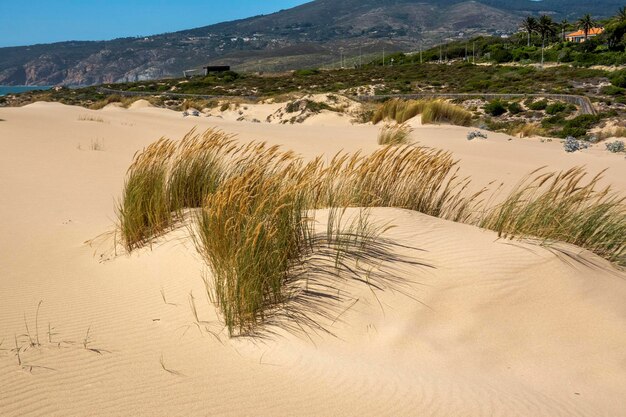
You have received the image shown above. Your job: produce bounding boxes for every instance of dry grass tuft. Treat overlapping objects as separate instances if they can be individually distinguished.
[320,146,485,223]
[193,162,313,334]
[118,138,176,251]
[480,167,626,266]
[372,99,471,126]
[378,123,413,145]
[509,123,543,138]
[167,129,236,213]
[596,127,626,141]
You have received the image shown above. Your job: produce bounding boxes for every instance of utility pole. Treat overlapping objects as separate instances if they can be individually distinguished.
[465,43,468,61]
[383,47,385,67]
[439,45,442,63]
[359,46,362,68]
[420,41,423,64]
[473,41,476,64]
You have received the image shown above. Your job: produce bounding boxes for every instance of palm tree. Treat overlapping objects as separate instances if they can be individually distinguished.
[521,16,538,47]
[538,15,557,44]
[560,19,569,41]
[537,15,557,66]
[577,14,597,41]
[615,6,626,23]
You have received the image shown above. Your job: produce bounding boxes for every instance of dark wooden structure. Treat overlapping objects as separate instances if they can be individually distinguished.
[203,65,231,76]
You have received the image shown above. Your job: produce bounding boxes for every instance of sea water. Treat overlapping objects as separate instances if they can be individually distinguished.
[0,86,52,96]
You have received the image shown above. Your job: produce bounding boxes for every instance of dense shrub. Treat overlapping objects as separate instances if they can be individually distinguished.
[294,69,320,77]
[529,99,548,111]
[610,70,626,88]
[558,114,601,138]
[508,102,524,114]
[545,102,567,115]
[601,85,626,96]
[484,100,508,116]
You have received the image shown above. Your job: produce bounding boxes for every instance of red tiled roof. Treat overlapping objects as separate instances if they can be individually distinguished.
[566,27,604,37]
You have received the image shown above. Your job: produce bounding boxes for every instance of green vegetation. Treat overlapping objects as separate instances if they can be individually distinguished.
[528,99,548,111]
[545,102,567,115]
[557,114,602,138]
[377,123,412,145]
[484,100,508,117]
[507,102,523,115]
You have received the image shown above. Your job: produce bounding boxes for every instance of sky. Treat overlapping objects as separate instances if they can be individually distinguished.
[0,0,310,47]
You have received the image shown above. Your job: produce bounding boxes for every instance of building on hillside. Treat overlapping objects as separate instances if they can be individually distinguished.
[565,27,604,43]
[203,65,231,76]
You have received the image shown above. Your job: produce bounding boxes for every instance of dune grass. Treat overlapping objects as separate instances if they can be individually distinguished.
[480,167,626,266]
[509,122,542,138]
[372,99,472,126]
[167,129,236,213]
[420,100,472,126]
[118,138,176,251]
[321,146,484,223]
[118,128,626,334]
[193,162,314,335]
[377,123,413,145]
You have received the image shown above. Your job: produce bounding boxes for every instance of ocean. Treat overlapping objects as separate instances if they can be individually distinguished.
[0,86,52,96]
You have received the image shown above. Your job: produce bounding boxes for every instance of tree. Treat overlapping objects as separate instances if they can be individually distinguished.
[615,6,626,23]
[577,14,597,41]
[538,15,557,44]
[560,19,569,41]
[521,16,538,47]
[537,15,557,67]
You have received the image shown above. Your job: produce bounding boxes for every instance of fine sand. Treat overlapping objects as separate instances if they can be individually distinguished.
[0,102,625,416]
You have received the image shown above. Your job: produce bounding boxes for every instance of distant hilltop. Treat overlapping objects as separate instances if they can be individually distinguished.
[0,0,623,86]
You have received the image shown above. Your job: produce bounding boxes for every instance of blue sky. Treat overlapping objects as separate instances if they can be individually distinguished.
[0,0,310,47]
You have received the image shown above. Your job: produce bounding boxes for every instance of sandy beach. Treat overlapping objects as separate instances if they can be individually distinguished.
[1,101,625,416]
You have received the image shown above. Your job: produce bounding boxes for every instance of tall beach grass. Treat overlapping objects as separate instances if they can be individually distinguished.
[117,128,626,335]
[118,138,176,251]
[377,123,413,145]
[372,99,472,126]
[480,167,626,266]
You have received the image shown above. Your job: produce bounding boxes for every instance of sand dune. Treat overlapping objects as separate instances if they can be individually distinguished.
[0,102,625,416]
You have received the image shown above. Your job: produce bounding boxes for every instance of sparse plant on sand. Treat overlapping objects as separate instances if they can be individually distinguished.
[563,136,589,152]
[510,123,542,138]
[605,140,625,153]
[378,123,412,145]
[78,114,106,123]
[467,131,488,141]
[77,138,105,151]
[480,167,626,266]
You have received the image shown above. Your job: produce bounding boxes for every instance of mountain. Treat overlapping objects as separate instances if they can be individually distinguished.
[1,0,623,86]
